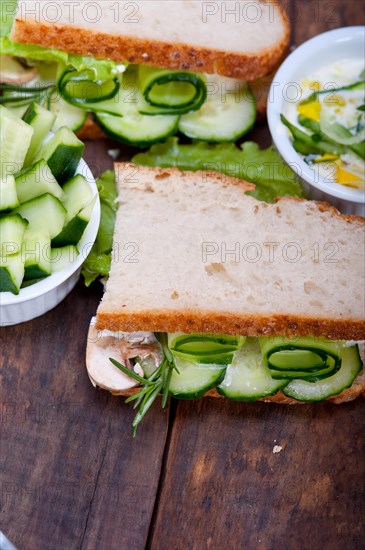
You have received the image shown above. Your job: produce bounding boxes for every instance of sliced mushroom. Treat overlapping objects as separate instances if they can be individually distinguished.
[0,54,38,84]
[86,318,161,395]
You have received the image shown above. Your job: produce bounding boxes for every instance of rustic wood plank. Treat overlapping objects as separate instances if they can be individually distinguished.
[0,141,169,549]
[149,398,365,550]
[149,1,365,548]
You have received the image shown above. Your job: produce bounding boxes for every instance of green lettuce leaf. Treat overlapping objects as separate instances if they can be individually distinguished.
[133,137,304,203]
[0,0,121,80]
[81,170,118,286]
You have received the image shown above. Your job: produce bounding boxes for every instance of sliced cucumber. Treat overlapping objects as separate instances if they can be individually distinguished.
[169,356,226,399]
[15,159,66,203]
[218,339,287,401]
[22,102,56,166]
[96,111,179,147]
[61,174,93,223]
[178,76,256,142]
[283,345,362,401]
[0,214,28,256]
[14,193,66,239]
[0,174,19,211]
[0,253,25,295]
[94,69,179,147]
[0,105,33,175]
[51,195,96,247]
[22,231,51,280]
[50,245,79,272]
[50,96,88,132]
[34,126,85,183]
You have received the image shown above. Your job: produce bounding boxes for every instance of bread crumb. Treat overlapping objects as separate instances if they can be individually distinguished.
[273,445,283,454]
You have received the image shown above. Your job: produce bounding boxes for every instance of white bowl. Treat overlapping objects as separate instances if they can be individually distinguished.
[267,26,365,216]
[0,158,100,325]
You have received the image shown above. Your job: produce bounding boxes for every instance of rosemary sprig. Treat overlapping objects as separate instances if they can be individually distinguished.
[109,332,179,436]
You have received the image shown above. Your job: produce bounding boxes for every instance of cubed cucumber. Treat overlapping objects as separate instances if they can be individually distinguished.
[52,195,96,247]
[34,126,85,184]
[15,159,66,203]
[0,105,33,175]
[0,174,19,211]
[14,193,66,239]
[0,253,25,294]
[50,245,79,272]
[50,96,87,132]
[0,214,28,256]
[22,230,51,280]
[62,175,93,222]
[22,102,56,166]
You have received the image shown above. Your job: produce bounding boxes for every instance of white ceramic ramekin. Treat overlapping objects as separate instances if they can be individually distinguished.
[267,26,365,216]
[0,158,100,325]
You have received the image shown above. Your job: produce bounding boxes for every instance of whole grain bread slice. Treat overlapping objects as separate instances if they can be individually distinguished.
[96,164,365,341]
[12,0,290,80]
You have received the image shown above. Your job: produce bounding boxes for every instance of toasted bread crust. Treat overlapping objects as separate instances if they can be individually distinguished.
[96,310,365,342]
[12,13,290,81]
[103,372,365,404]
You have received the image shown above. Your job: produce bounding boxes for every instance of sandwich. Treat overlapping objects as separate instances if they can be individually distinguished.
[1,0,290,145]
[86,164,365,434]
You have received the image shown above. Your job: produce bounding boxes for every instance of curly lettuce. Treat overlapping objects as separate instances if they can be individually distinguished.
[81,170,118,287]
[133,137,304,203]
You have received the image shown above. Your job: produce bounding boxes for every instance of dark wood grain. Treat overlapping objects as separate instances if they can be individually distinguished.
[1,279,169,549]
[149,399,365,550]
[1,2,364,550]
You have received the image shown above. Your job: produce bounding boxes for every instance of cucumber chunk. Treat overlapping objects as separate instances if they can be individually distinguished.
[218,339,287,401]
[22,231,51,280]
[62,174,93,222]
[0,214,28,256]
[179,76,256,142]
[14,193,66,239]
[15,159,66,203]
[22,102,56,166]
[0,105,33,175]
[52,195,96,247]
[50,96,87,132]
[0,174,19,211]
[0,253,25,294]
[50,245,79,272]
[169,356,226,399]
[34,126,85,183]
[283,345,362,401]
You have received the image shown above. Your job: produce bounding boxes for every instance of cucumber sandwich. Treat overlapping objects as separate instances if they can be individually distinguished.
[1,1,289,144]
[86,165,365,434]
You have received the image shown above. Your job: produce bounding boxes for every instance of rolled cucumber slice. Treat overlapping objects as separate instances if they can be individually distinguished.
[0,105,33,175]
[0,253,25,295]
[168,332,246,364]
[283,345,362,401]
[22,102,56,166]
[94,68,179,147]
[14,193,66,239]
[15,159,66,203]
[169,356,226,399]
[0,174,19,211]
[34,126,85,184]
[218,339,287,401]
[22,231,51,280]
[179,75,256,142]
[0,214,28,256]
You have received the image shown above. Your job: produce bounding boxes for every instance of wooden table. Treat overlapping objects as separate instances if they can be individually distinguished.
[1,2,364,549]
